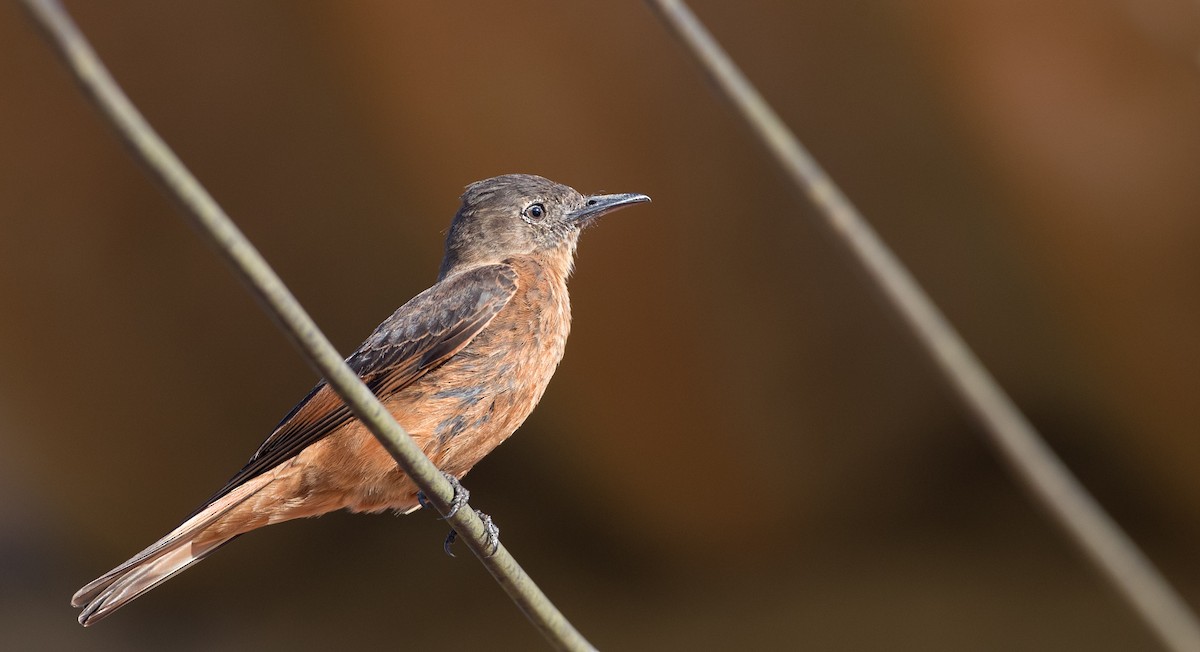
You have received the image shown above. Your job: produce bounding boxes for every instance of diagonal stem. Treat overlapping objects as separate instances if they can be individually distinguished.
[644,1,1200,650]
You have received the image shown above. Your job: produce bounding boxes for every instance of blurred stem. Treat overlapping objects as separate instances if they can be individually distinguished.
[644,1,1200,650]
[21,1,593,650]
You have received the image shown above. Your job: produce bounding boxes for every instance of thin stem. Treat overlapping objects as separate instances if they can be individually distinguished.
[644,1,1200,650]
[21,1,593,649]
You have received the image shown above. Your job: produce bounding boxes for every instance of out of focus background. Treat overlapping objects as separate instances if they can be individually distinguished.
[4,1,1200,649]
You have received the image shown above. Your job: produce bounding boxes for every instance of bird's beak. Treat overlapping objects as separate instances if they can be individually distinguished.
[568,192,651,223]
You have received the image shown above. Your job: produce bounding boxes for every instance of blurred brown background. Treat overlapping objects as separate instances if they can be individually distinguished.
[3,1,1200,649]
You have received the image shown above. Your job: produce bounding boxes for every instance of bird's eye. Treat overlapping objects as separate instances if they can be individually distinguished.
[523,203,546,220]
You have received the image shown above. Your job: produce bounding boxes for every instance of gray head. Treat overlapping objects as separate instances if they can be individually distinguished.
[438,174,649,279]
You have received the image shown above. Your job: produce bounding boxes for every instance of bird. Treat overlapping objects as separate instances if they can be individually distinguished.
[71,173,650,626]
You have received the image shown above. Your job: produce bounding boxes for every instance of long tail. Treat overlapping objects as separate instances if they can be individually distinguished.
[72,474,277,626]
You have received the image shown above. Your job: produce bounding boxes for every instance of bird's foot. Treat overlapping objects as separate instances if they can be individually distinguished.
[443,510,501,558]
[416,471,470,519]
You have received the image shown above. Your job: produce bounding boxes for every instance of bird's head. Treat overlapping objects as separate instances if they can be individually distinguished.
[439,174,649,278]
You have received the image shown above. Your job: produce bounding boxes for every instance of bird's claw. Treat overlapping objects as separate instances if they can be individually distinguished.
[416,471,470,519]
[443,510,501,558]
[415,472,499,558]
[479,512,501,556]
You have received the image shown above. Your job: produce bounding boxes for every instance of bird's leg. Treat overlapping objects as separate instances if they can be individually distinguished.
[443,510,501,558]
[416,471,470,518]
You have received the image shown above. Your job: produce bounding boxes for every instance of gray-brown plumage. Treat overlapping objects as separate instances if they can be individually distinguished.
[72,174,649,625]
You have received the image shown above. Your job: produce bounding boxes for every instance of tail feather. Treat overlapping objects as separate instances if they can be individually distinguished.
[73,474,276,625]
[76,534,239,626]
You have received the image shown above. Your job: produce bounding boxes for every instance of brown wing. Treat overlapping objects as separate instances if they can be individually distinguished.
[191,264,519,515]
